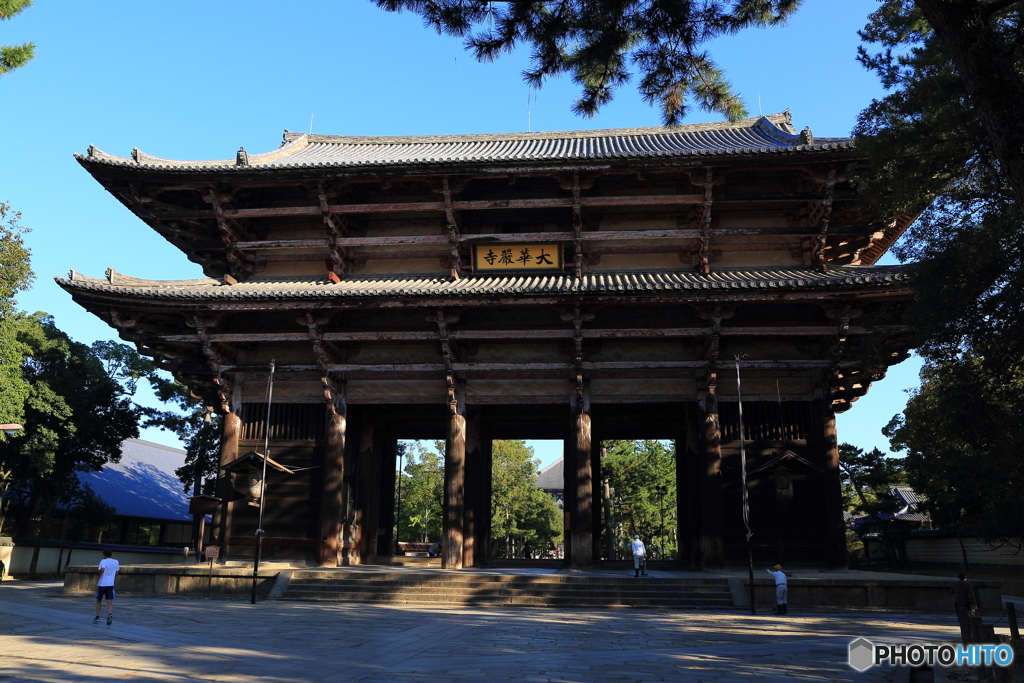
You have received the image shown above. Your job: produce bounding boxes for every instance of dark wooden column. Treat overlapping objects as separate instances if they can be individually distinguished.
[462,407,482,568]
[353,413,375,564]
[376,437,399,558]
[443,409,467,569]
[590,436,603,565]
[363,426,386,561]
[820,404,849,569]
[679,403,703,568]
[212,408,241,558]
[569,409,594,568]
[700,391,726,569]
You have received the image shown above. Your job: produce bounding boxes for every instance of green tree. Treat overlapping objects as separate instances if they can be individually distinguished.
[602,440,676,559]
[911,0,1024,214]
[374,0,800,124]
[854,1,1024,369]
[0,0,35,77]
[396,442,445,543]
[490,440,561,558]
[838,443,906,566]
[883,358,1024,553]
[0,202,34,429]
[0,320,144,576]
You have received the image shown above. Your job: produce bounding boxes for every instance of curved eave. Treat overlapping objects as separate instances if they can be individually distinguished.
[56,266,911,306]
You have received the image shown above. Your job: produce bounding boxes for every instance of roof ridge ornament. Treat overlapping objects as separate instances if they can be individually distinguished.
[236,147,250,166]
[800,127,814,146]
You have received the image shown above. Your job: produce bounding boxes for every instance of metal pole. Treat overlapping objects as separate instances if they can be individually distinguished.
[395,447,404,555]
[250,360,275,605]
[736,357,755,614]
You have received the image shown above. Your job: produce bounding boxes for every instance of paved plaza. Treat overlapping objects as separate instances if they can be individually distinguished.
[0,578,978,682]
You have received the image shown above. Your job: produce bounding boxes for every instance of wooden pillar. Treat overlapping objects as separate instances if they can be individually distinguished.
[352,415,375,564]
[700,391,726,569]
[820,405,849,569]
[364,426,386,561]
[317,406,346,566]
[377,438,398,558]
[212,408,241,558]
[569,410,593,568]
[443,411,466,569]
[462,408,482,568]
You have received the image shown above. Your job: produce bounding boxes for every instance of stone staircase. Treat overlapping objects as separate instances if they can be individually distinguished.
[275,571,734,608]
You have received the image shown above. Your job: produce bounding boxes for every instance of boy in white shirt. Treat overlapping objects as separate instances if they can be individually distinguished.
[94,549,119,625]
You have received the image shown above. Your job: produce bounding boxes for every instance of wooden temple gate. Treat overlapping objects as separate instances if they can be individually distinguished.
[60,113,914,570]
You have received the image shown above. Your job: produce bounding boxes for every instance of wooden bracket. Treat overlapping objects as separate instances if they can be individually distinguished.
[189,315,232,413]
[440,177,462,280]
[431,308,460,414]
[202,190,252,281]
[572,170,584,279]
[318,182,349,280]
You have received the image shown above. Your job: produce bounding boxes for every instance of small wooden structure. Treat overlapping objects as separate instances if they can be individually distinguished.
[59,113,913,569]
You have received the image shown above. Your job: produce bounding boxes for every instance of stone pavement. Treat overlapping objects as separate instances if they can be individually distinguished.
[0,579,971,682]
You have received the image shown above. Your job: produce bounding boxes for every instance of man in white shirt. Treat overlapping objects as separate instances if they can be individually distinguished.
[631,535,647,577]
[766,564,787,614]
[94,549,119,625]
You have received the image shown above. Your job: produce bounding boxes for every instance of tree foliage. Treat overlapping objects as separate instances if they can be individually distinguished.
[602,439,676,559]
[854,1,1024,369]
[0,0,35,77]
[838,443,905,515]
[0,320,144,574]
[374,0,800,124]
[490,439,561,558]
[396,441,445,543]
[883,358,1024,551]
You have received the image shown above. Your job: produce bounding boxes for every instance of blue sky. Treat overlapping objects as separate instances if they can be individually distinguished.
[1,1,919,467]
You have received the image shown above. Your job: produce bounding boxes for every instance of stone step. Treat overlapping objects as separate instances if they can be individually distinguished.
[284,583,731,596]
[277,572,735,608]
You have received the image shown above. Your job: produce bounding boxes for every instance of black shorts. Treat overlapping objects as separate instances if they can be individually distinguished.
[95,586,115,601]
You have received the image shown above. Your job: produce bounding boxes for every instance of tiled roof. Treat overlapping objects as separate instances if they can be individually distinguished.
[57,266,908,302]
[78,439,191,521]
[535,458,564,490]
[77,113,854,173]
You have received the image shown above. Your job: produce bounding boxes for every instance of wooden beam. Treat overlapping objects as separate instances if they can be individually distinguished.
[153,325,872,344]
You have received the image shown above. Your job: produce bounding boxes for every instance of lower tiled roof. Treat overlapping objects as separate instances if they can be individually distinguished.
[57,266,908,302]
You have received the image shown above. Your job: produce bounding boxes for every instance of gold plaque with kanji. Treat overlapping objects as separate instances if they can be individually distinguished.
[473,243,563,272]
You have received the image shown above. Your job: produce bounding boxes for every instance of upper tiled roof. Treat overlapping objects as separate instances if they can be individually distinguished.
[77,113,854,173]
[57,265,907,302]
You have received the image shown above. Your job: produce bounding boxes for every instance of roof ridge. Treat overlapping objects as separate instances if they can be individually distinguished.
[283,113,793,146]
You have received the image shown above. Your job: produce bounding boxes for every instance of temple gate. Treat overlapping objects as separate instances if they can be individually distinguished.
[59,113,913,569]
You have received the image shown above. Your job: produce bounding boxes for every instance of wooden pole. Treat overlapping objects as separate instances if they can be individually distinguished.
[443,412,466,569]
[317,406,346,566]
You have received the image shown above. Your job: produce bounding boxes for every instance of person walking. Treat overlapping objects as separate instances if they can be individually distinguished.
[631,535,647,577]
[767,564,788,614]
[93,549,119,625]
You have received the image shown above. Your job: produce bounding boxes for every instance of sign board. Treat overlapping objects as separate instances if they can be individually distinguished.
[204,546,220,559]
[473,243,563,273]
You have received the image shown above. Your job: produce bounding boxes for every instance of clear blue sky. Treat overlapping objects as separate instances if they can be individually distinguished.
[1,1,919,466]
